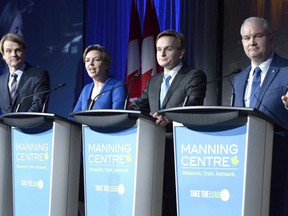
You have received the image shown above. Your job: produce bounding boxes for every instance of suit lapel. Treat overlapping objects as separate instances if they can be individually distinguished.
[17,65,29,92]
[155,73,164,109]
[162,67,186,108]
[238,67,250,105]
[1,72,12,104]
[257,55,281,104]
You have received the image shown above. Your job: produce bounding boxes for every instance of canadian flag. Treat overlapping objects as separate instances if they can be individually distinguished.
[141,0,162,92]
[126,0,142,101]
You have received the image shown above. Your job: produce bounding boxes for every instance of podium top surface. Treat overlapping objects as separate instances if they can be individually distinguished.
[0,112,73,128]
[70,109,155,127]
[159,106,287,130]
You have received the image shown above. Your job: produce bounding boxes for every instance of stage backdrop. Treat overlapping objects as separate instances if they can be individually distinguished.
[84,0,220,107]
[0,0,83,117]
[222,0,288,106]
[0,0,220,117]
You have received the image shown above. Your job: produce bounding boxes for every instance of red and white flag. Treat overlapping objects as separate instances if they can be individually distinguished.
[126,0,142,101]
[141,0,162,92]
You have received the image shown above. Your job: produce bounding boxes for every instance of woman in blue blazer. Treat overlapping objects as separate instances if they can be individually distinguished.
[73,44,127,112]
[74,44,128,216]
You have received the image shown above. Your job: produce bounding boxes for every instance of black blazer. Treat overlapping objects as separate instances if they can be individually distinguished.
[0,63,50,113]
[129,65,207,114]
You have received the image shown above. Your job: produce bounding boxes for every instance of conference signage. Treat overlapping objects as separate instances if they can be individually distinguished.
[174,125,246,216]
[12,128,53,216]
[83,126,137,215]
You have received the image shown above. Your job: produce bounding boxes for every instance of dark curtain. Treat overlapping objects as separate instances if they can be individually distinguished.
[84,0,220,105]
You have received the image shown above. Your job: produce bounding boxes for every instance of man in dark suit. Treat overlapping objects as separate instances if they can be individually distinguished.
[0,32,50,113]
[232,17,288,215]
[129,30,207,216]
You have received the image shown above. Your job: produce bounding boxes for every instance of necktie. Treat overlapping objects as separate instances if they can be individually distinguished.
[10,73,18,102]
[160,74,171,107]
[249,67,261,107]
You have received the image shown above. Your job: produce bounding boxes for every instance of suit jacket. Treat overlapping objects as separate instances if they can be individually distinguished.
[232,53,288,126]
[0,63,50,113]
[73,77,128,112]
[129,65,207,114]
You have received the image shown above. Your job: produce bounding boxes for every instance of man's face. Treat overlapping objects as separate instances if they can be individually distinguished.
[241,20,273,64]
[156,36,184,71]
[2,40,26,72]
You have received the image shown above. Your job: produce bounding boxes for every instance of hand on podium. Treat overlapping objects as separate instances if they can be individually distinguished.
[281,92,288,109]
[151,112,171,127]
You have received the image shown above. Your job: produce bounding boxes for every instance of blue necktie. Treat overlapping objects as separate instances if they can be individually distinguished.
[249,67,261,107]
[160,74,171,107]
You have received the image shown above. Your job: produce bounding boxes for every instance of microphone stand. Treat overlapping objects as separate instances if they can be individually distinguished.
[15,83,66,112]
[183,69,242,107]
[87,73,142,110]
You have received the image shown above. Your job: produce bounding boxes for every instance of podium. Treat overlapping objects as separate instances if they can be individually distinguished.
[0,112,81,216]
[70,110,166,216]
[0,120,12,216]
[159,106,277,216]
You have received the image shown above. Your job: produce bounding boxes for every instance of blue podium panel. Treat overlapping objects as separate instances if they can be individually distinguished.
[83,126,137,216]
[158,107,274,216]
[174,125,247,216]
[71,110,165,216]
[0,123,12,216]
[173,114,274,216]
[12,128,53,216]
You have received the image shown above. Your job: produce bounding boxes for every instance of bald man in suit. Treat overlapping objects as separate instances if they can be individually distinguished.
[232,17,288,216]
[129,30,207,216]
[232,17,288,126]
[0,33,50,113]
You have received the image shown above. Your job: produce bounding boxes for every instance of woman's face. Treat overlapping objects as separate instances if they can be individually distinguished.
[84,50,108,80]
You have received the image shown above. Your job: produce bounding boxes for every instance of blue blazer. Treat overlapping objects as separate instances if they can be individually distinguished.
[232,53,288,126]
[73,77,128,112]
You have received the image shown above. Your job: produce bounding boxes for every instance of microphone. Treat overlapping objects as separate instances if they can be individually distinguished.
[182,69,242,106]
[87,72,142,110]
[41,83,66,113]
[15,83,66,113]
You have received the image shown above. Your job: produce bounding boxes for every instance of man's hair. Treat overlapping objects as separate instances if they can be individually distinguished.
[156,29,186,50]
[0,32,26,55]
[83,44,112,68]
[240,17,272,35]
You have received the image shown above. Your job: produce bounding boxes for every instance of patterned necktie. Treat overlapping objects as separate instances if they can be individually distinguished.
[249,67,261,107]
[10,73,18,102]
[160,74,171,107]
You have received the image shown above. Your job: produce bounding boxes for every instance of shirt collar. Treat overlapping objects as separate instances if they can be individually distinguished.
[251,52,274,75]
[163,62,183,79]
[10,63,25,77]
